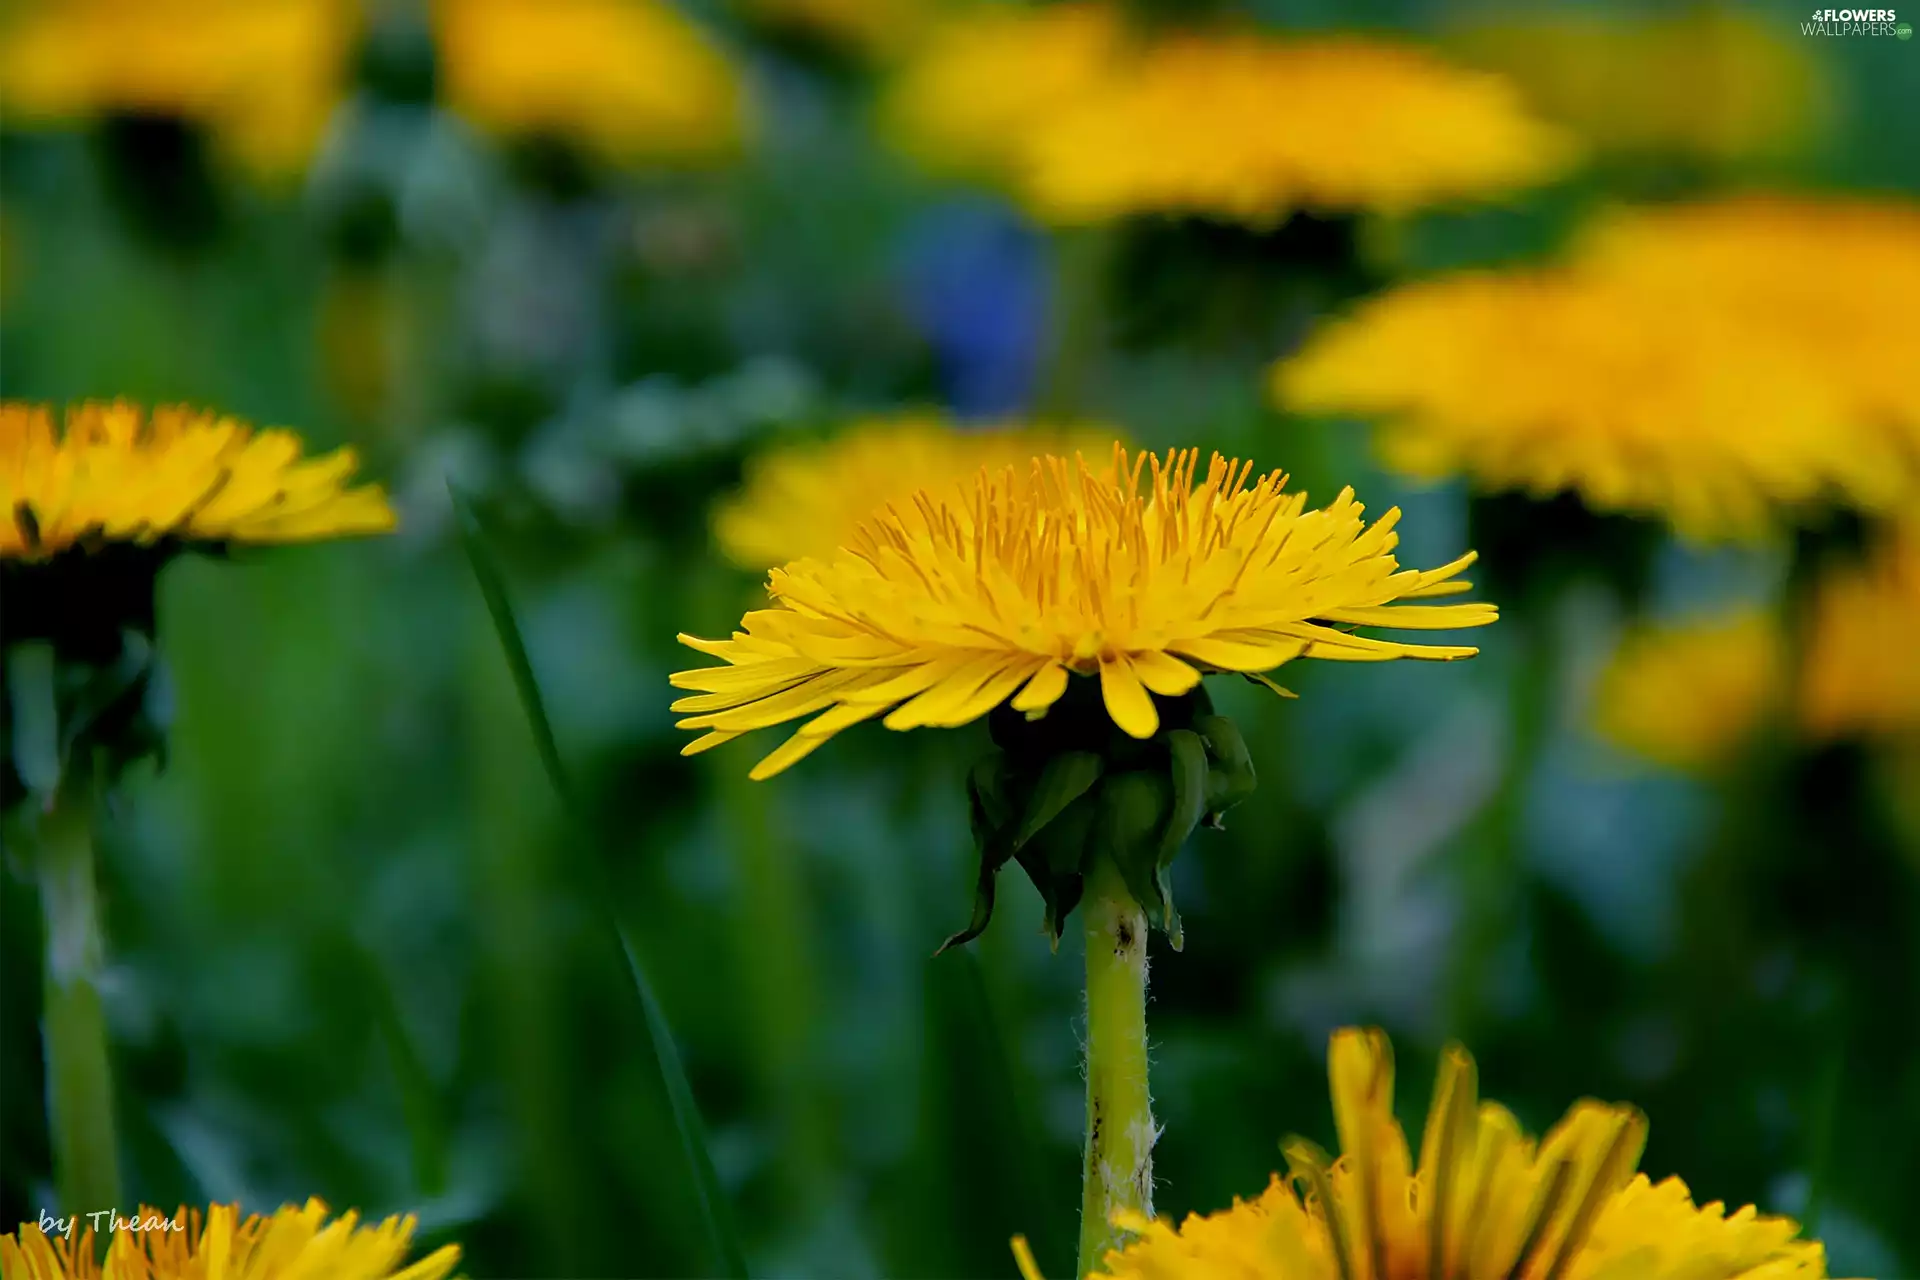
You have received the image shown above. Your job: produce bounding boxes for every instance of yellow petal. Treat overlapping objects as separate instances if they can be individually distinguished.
[1099,654,1159,739]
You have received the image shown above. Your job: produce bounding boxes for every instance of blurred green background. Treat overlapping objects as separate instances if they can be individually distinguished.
[2,1,1917,1277]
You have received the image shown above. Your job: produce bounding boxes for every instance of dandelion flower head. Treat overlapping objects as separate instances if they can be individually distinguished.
[0,1199,461,1280]
[673,446,1495,780]
[1594,609,1782,773]
[1,401,395,561]
[1018,32,1575,226]
[0,0,357,177]
[1448,10,1828,163]
[711,414,1120,570]
[434,0,748,166]
[1015,1027,1836,1280]
[1801,522,1920,743]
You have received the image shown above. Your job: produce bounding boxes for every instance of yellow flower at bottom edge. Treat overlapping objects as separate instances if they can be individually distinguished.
[711,414,1120,570]
[1,1199,461,1280]
[0,0,356,179]
[1018,32,1575,227]
[673,446,1496,780]
[433,0,748,167]
[1014,1027,1838,1280]
[1,401,395,560]
[1801,523,1920,743]
[1594,609,1783,773]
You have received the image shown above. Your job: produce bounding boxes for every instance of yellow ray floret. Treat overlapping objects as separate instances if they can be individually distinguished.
[1016,1027,1837,1280]
[434,0,748,166]
[713,414,1122,570]
[1018,33,1575,226]
[0,401,396,560]
[673,446,1495,779]
[0,1199,461,1280]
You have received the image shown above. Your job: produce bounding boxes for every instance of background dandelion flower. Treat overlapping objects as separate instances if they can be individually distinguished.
[711,414,1120,570]
[0,1199,462,1280]
[1019,34,1575,227]
[434,0,749,166]
[1594,610,1783,772]
[1801,524,1920,743]
[1015,1027,1837,1280]
[673,446,1495,780]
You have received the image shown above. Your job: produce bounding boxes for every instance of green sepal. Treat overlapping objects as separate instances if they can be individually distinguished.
[1194,714,1256,828]
[1242,671,1298,699]
[1012,750,1103,851]
[1015,787,1098,947]
[1096,770,1175,944]
[5,642,61,802]
[939,751,1020,955]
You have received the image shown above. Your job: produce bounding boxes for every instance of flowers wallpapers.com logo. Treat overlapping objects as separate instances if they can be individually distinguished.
[1802,6,1913,35]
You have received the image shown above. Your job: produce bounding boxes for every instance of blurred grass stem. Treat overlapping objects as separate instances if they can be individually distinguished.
[35,779,122,1217]
[1077,855,1153,1278]
[1043,228,1113,420]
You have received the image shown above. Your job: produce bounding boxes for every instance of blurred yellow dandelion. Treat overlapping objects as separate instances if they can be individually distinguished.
[1277,194,1920,540]
[1448,9,1829,163]
[673,446,1495,779]
[1015,1027,1837,1280]
[1019,33,1575,226]
[0,0,356,177]
[712,414,1120,570]
[0,1199,461,1280]
[879,3,1123,181]
[1595,610,1782,772]
[0,401,395,561]
[1801,524,1920,742]
[434,0,749,166]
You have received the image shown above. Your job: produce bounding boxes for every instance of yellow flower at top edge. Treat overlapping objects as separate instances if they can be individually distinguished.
[1014,1027,1838,1280]
[673,446,1495,780]
[1594,609,1783,773]
[1276,194,1920,541]
[0,402,396,561]
[1447,9,1830,164]
[1,1199,462,1280]
[0,0,357,178]
[434,0,748,167]
[711,414,1120,570]
[1016,31,1576,227]
[879,3,1124,181]
[1801,522,1920,743]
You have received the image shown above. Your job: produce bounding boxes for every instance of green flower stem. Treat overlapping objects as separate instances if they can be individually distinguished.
[1077,853,1154,1279]
[35,783,122,1215]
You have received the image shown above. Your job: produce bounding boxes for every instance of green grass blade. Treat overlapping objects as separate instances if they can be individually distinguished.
[450,484,750,1279]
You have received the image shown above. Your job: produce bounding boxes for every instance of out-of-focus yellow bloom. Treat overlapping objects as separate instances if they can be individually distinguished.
[434,0,748,166]
[0,402,395,560]
[1802,524,1920,742]
[880,3,1123,181]
[1449,9,1829,163]
[1020,33,1576,226]
[0,0,355,178]
[1014,1027,1836,1280]
[1277,194,1920,541]
[1,1199,461,1280]
[674,446,1494,779]
[1595,610,1782,772]
[738,0,935,59]
[712,414,1119,570]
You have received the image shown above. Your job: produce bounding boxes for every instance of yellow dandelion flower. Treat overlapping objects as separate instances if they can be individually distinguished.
[712,414,1120,570]
[1,401,395,561]
[672,446,1495,780]
[1277,195,1920,540]
[1801,524,1920,742]
[1594,610,1783,772]
[879,3,1124,181]
[1018,33,1575,227]
[1448,9,1829,164]
[1,1199,461,1280]
[434,0,749,167]
[1015,1027,1836,1280]
[0,0,356,178]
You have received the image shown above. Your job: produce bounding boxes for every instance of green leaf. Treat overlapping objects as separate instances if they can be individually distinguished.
[451,484,750,1280]
[1012,750,1103,851]
[5,641,61,800]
